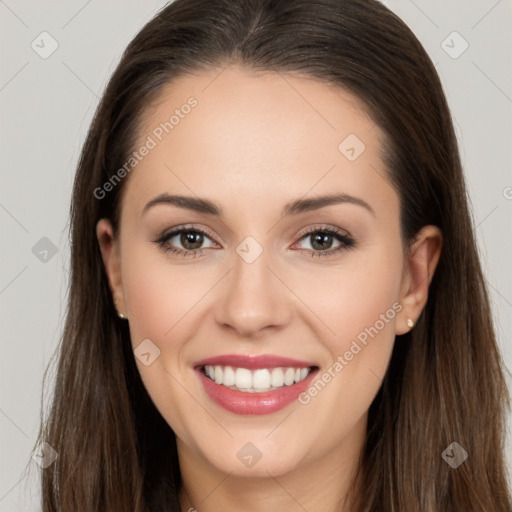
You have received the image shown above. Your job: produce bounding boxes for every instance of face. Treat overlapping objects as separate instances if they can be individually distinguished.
[98,65,440,480]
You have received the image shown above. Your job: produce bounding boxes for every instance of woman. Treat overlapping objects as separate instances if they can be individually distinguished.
[36,0,512,510]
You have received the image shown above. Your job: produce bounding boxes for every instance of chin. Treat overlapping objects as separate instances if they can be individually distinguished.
[201,440,306,478]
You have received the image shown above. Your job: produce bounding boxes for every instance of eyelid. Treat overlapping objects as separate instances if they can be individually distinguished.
[295,223,352,240]
[157,223,220,243]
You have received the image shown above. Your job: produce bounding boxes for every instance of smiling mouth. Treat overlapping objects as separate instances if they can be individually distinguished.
[201,364,317,393]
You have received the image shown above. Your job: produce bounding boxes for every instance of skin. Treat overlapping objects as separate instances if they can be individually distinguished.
[97,65,442,512]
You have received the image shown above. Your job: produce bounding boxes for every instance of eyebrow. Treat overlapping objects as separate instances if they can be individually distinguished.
[142,192,375,217]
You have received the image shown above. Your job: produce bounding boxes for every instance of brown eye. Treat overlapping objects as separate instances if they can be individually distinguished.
[155,227,218,256]
[309,232,335,251]
[294,227,355,257]
[180,231,204,250]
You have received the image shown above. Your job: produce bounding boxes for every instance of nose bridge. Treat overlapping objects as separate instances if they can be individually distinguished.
[214,236,290,336]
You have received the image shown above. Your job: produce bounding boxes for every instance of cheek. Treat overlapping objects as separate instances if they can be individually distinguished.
[120,247,208,440]
[120,244,220,384]
[294,242,403,354]
[296,244,403,440]
[121,244,210,345]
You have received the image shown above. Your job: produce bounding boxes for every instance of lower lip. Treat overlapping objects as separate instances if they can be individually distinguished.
[196,367,318,415]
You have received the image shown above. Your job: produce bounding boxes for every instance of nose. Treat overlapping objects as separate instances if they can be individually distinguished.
[214,245,292,338]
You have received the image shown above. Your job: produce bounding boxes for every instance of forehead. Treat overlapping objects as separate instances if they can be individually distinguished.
[122,64,397,221]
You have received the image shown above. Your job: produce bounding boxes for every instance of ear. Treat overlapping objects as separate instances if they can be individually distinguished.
[96,219,127,317]
[396,225,442,335]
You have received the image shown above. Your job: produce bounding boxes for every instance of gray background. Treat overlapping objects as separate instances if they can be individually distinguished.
[1,0,511,509]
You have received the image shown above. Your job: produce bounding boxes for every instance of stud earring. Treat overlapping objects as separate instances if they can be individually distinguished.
[407,318,415,328]
[114,297,128,320]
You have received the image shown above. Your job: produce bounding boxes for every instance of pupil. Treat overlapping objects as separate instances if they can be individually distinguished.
[181,231,203,250]
[311,233,332,250]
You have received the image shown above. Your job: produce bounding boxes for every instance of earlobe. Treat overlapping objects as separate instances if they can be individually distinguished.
[396,225,442,335]
[96,219,127,318]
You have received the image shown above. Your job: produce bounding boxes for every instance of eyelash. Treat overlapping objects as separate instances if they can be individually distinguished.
[295,226,355,257]
[153,224,356,258]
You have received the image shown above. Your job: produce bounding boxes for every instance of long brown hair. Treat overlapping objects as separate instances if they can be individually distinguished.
[36,0,511,510]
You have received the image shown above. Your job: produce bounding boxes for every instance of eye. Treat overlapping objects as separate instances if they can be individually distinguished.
[154,224,355,258]
[154,225,219,257]
[293,226,355,257]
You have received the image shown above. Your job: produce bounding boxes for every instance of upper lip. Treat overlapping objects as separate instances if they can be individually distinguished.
[194,354,318,370]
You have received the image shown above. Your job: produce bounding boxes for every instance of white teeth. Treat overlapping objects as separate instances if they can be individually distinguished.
[284,368,295,386]
[235,368,252,389]
[253,369,271,390]
[214,366,223,384]
[203,365,312,392]
[270,368,285,387]
[223,366,236,386]
[205,365,214,380]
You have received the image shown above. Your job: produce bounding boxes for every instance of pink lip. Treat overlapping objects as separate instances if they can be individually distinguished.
[194,355,319,415]
[194,354,317,369]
